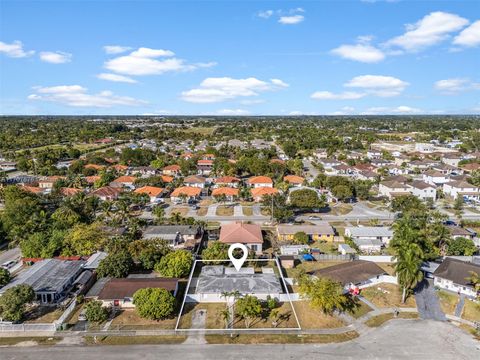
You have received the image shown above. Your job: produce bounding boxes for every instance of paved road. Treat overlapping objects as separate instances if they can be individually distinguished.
[415,280,447,321]
[2,320,478,359]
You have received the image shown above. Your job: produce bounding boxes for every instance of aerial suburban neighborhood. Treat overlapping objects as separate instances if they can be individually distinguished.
[1,0,480,359]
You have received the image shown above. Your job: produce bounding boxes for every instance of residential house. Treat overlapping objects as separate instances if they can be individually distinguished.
[345,226,394,245]
[60,187,82,197]
[251,187,279,202]
[134,186,165,203]
[184,175,207,188]
[410,180,437,201]
[283,175,305,187]
[332,164,355,176]
[0,161,17,171]
[276,223,335,243]
[219,222,264,255]
[447,226,477,240]
[378,180,411,199]
[170,186,202,203]
[461,163,480,174]
[197,159,214,175]
[338,243,356,255]
[128,166,157,178]
[97,278,179,308]
[90,186,123,201]
[247,176,273,188]
[162,164,181,177]
[84,164,105,171]
[38,176,64,189]
[443,181,480,201]
[356,170,378,181]
[211,187,239,202]
[85,175,101,185]
[143,225,203,249]
[423,170,450,186]
[442,153,463,167]
[213,176,241,188]
[433,258,480,297]
[110,175,137,189]
[367,150,382,160]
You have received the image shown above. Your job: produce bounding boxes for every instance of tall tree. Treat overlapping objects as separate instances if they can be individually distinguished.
[393,242,424,303]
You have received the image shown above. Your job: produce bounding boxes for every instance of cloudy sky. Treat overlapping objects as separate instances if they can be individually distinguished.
[1,0,479,115]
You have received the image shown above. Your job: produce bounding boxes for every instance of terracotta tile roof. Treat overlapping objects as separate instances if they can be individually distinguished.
[85,175,101,184]
[161,175,174,183]
[270,158,285,165]
[20,185,44,194]
[214,176,240,184]
[134,186,164,197]
[184,175,207,184]
[219,222,263,244]
[251,187,278,198]
[60,187,82,197]
[212,187,239,197]
[197,159,214,165]
[284,175,305,184]
[91,186,123,198]
[112,175,137,184]
[97,278,178,300]
[163,164,181,171]
[247,176,273,185]
[111,164,128,172]
[84,164,105,170]
[171,186,202,197]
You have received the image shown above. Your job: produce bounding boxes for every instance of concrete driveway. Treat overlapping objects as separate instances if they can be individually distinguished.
[415,279,447,321]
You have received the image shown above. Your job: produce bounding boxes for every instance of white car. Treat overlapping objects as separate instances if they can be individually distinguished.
[1,260,17,270]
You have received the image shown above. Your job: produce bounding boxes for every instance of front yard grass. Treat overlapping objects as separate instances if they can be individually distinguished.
[349,301,373,319]
[216,205,234,216]
[232,302,299,329]
[365,312,418,327]
[376,262,396,276]
[242,206,253,216]
[205,331,359,344]
[0,337,61,346]
[109,309,178,330]
[462,299,480,322]
[177,302,227,329]
[329,204,353,216]
[196,207,208,216]
[292,301,345,329]
[24,306,64,323]
[437,290,458,316]
[170,207,189,217]
[84,335,186,345]
[361,283,416,308]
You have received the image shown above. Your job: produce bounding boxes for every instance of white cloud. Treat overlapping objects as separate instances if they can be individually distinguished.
[345,75,409,97]
[385,11,469,52]
[97,73,138,83]
[331,44,385,63]
[28,85,146,108]
[453,20,480,48]
[215,109,250,115]
[240,99,266,105]
[311,91,366,100]
[279,15,304,25]
[104,47,215,76]
[257,10,274,19]
[181,77,288,103]
[361,105,421,115]
[39,51,72,64]
[0,40,34,58]
[103,45,132,54]
[434,78,480,94]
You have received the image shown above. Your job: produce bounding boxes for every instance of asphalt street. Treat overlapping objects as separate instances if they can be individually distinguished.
[2,320,479,360]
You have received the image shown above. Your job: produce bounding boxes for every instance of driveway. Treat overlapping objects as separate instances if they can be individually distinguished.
[415,279,447,321]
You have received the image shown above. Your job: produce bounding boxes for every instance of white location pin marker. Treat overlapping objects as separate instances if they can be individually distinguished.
[228,243,248,272]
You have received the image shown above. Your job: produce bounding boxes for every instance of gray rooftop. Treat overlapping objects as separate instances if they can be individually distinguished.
[196,266,283,295]
[0,259,85,295]
[346,226,393,238]
[84,252,108,270]
[353,238,383,247]
[143,225,200,237]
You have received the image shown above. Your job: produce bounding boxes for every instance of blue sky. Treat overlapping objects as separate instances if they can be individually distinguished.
[1,0,479,115]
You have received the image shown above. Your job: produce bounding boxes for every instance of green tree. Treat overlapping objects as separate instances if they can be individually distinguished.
[465,271,480,292]
[154,250,193,278]
[0,268,11,287]
[297,276,351,314]
[293,231,309,245]
[448,237,477,256]
[393,242,424,303]
[331,185,353,202]
[62,223,107,256]
[390,195,424,213]
[0,284,35,322]
[235,295,263,328]
[133,288,176,320]
[97,249,134,278]
[84,300,109,323]
[201,241,229,262]
[128,238,171,270]
[20,229,64,259]
[261,193,293,223]
[289,188,325,209]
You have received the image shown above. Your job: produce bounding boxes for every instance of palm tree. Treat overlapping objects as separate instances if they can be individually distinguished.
[465,271,480,294]
[220,308,231,329]
[394,242,424,303]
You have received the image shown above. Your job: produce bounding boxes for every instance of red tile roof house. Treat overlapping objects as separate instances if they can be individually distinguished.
[134,186,165,203]
[197,159,214,175]
[90,186,123,201]
[247,176,273,188]
[184,175,207,188]
[96,277,179,309]
[162,164,181,177]
[283,175,305,187]
[38,176,65,189]
[85,175,101,185]
[213,176,241,188]
[110,175,137,189]
[211,187,239,202]
[60,187,83,197]
[219,222,264,255]
[250,187,279,202]
[170,186,202,203]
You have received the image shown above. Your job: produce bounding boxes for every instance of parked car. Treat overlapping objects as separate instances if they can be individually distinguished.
[78,309,87,321]
[1,260,17,270]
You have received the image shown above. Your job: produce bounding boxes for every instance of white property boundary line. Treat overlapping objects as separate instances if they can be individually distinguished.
[174,258,301,332]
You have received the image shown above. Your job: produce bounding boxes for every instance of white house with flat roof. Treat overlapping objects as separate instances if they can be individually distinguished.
[344,226,394,245]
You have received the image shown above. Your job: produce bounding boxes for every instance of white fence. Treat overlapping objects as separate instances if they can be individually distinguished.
[0,322,56,332]
[358,255,394,263]
[357,275,397,290]
[54,299,77,329]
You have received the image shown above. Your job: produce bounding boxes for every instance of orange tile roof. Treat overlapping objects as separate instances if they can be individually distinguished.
[270,158,285,165]
[219,222,263,244]
[197,159,214,165]
[214,176,240,184]
[112,175,137,183]
[20,185,44,194]
[134,186,164,197]
[284,175,305,184]
[212,187,239,197]
[247,176,273,185]
[163,164,181,171]
[84,164,105,170]
[60,187,82,197]
[112,164,128,171]
[161,175,174,183]
[85,175,101,184]
[91,186,123,198]
[251,187,278,198]
[171,186,202,197]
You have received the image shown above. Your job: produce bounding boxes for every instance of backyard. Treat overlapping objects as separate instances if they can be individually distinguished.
[361,283,416,308]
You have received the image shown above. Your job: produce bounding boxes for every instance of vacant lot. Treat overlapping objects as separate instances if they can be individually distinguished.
[292,301,345,329]
[361,283,416,308]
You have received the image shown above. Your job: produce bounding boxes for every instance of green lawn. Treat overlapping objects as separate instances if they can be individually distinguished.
[205,331,359,344]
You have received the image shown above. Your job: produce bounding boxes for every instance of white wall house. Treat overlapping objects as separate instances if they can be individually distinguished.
[433,258,479,298]
[443,181,480,201]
